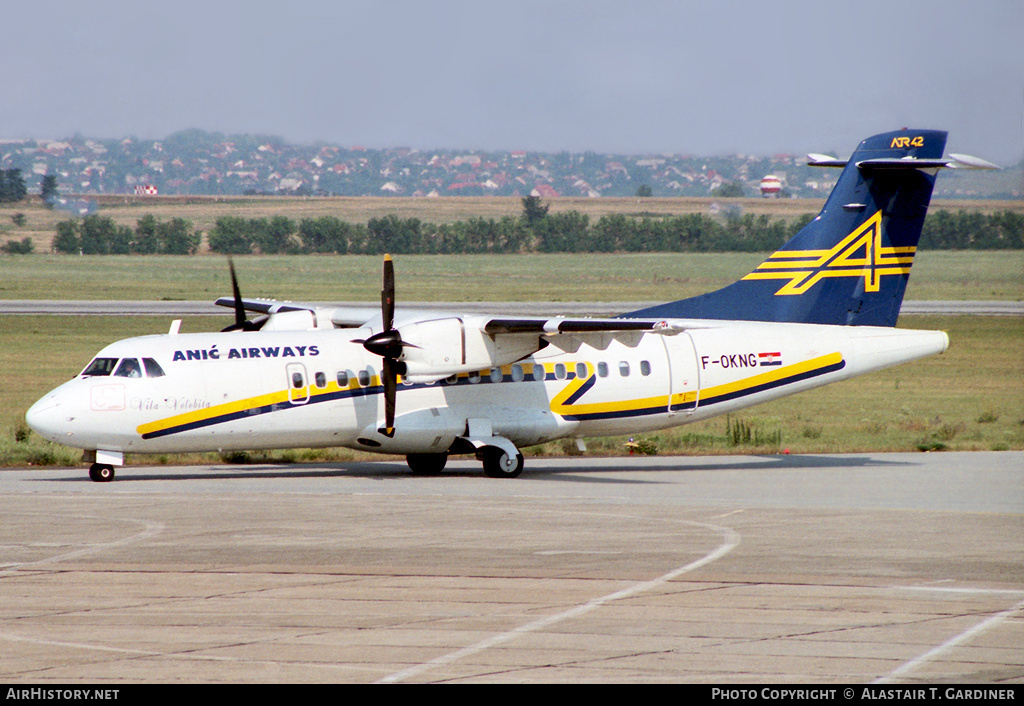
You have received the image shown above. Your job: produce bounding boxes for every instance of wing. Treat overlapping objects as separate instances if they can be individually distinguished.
[215,297,380,330]
[216,297,685,334]
[482,316,681,335]
[382,313,690,382]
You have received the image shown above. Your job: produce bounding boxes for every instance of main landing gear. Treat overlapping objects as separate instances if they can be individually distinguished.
[404,445,525,479]
[481,448,525,479]
[406,452,448,475]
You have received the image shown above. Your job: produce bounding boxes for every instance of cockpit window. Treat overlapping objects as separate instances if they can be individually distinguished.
[113,358,143,378]
[143,358,166,377]
[81,357,164,378]
[82,358,118,377]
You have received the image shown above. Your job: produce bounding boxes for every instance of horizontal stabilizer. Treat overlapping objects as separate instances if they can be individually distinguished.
[809,153,1000,171]
[856,157,955,170]
[947,153,1001,170]
[807,153,847,168]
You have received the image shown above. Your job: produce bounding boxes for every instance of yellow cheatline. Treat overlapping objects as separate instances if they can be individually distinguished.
[137,388,291,436]
[137,376,380,436]
[699,352,843,402]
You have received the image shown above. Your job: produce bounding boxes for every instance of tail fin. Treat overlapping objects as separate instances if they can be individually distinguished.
[625,129,952,327]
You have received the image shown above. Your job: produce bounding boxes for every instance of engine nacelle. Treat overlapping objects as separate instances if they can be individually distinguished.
[397,317,540,380]
[356,406,463,454]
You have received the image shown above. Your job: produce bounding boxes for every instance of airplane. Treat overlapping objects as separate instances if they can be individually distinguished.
[25,129,998,482]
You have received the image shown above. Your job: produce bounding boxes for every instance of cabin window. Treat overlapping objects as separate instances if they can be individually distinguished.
[554,363,567,380]
[532,365,545,382]
[142,358,165,377]
[489,368,503,383]
[640,360,651,376]
[337,370,350,387]
[292,372,304,389]
[314,372,327,388]
[113,358,143,378]
[358,369,371,387]
[597,362,609,378]
[619,361,630,377]
[511,364,525,382]
[575,362,588,379]
[445,373,459,385]
[82,358,118,377]
[468,371,481,383]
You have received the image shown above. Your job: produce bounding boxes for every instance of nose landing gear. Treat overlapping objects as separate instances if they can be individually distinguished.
[89,463,115,482]
[84,450,122,483]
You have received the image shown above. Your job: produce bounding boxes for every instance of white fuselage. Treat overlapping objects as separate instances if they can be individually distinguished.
[26,321,949,458]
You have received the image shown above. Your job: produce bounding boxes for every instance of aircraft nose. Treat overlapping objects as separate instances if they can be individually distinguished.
[25,395,65,442]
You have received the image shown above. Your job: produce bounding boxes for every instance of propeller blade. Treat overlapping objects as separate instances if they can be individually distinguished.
[381,358,397,436]
[229,258,247,329]
[221,258,266,332]
[381,253,395,332]
[365,254,406,437]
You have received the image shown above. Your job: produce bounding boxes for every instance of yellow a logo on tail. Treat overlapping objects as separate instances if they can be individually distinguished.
[741,211,916,295]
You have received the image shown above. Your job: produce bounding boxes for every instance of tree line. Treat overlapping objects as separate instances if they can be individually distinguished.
[52,214,202,254]
[26,202,1024,256]
[204,210,809,255]
[918,210,1024,249]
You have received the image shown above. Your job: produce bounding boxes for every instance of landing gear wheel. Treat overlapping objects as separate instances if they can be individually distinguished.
[89,463,115,483]
[482,449,524,479]
[407,453,447,476]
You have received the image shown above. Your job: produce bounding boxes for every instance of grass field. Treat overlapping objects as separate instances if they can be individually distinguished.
[2,250,1022,302]
[2,314,1021,469]
[3,195,1022,253]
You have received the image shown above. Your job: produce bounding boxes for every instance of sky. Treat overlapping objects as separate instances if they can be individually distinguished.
[4,0,1023,162]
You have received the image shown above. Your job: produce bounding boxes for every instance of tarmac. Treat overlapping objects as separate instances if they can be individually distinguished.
[1,451,1021,684]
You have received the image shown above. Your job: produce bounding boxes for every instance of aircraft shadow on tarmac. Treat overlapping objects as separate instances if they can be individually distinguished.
[38,453,917,485]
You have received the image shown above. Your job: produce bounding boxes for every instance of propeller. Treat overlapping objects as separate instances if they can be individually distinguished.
[221,258,266,332]
[359,255,409,436]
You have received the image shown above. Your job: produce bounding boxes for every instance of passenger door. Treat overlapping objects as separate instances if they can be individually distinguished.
[661,333,700,415]
[287,363,309,404]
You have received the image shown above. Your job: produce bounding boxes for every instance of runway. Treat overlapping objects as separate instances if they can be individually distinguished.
[1,451,1021,684]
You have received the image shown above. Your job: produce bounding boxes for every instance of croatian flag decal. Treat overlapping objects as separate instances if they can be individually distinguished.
[758,351,782,367]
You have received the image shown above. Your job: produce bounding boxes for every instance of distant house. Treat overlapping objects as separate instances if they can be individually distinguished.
[449,155,481,168]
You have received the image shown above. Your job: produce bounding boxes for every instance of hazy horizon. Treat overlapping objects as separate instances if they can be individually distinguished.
[4,1,1022,162]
